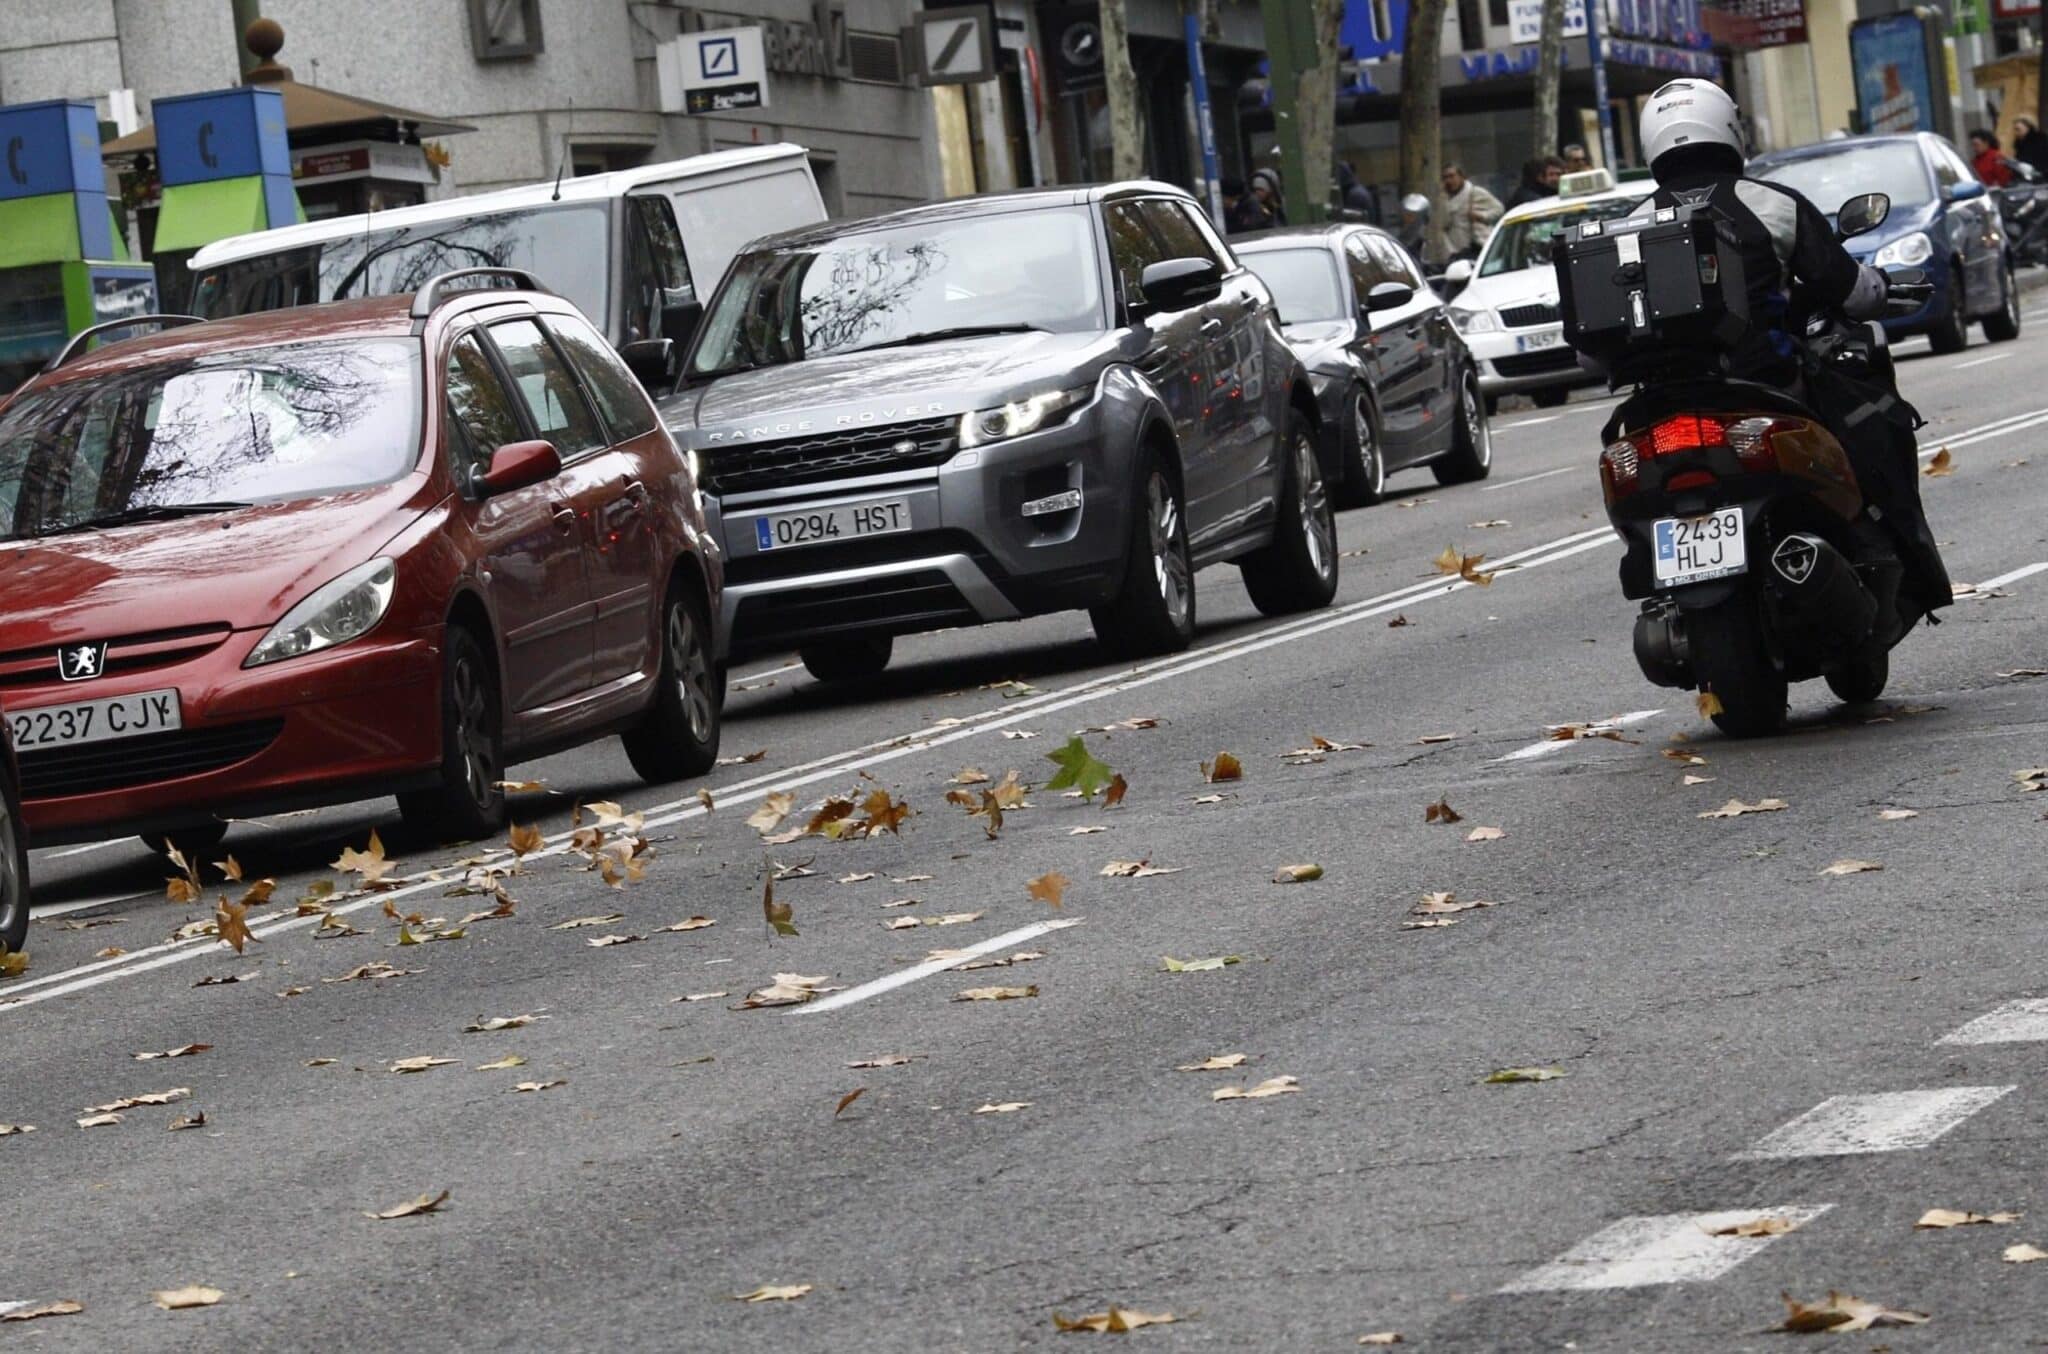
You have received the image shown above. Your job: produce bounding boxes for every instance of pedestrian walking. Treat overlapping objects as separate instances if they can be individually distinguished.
[1439,163,1503,261]
[1969,129,2014,188]
[2013,116,2048,180]
[1222,176,1272,235]
[1250,167,1288,227]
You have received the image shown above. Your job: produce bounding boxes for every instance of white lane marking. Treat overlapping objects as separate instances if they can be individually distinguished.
[731,659,801,686]
[46,841,122,859]
[1938,999,2048,1045]
[1978,561,2048,590]
[1954,351,2014,370]
[794,920,1071,1016]
[1498,415,1562,430]
[1932,406,2048,456]
[33,892,150,921]
[1499,1206,1830,1292]
[1732,1087,2014,1159]
[1498,709,1664,762]
[0,525,1623,1013]
[1483,464,1579,493]
[0,1301,28,1317]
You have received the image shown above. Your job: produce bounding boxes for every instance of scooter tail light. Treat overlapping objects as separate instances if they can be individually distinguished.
[1600,438,1640,496]
[1725,415,1799,472]
[1648,414,1727,455]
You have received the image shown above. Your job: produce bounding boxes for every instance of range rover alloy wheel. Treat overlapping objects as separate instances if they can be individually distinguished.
[1092,454,1195,657]
[1241,411,1340,616]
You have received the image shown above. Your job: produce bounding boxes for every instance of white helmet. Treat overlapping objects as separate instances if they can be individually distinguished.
[1640,78,1747,170]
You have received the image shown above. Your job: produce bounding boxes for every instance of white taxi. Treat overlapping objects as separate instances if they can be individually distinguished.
[1444,169,1648,410]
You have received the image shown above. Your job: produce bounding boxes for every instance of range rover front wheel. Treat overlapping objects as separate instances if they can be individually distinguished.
[1240,412,1339,616]
[1092,454,1195,658]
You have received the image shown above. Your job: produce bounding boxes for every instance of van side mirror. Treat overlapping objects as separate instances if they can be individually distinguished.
[620,338,678,390]
[1836,192,1891,238]
[1364,280,1415,314]
[1139,257,1224,313]
[478,439,562,496]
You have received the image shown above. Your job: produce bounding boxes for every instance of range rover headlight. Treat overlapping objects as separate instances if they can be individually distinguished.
[1874,232,1933,268]
[1449,306,1498,334]
[958,385,1093,449]
[245,558,396,668]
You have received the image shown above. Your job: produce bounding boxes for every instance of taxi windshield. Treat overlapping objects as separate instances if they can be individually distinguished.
[688,207,1105,377]
[0,339,421,542]
[1479,197,1647,277]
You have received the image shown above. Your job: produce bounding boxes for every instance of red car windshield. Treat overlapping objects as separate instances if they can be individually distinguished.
[0,339,421,542]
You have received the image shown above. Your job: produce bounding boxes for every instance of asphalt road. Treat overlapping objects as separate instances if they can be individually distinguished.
[4,304,2048,1351]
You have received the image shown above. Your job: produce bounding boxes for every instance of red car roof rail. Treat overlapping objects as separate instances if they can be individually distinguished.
[409,268,551,322]
[41,315,205,374]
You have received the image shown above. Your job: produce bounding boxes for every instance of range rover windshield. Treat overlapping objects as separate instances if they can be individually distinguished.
[688,207,1105,378]
[0,339,421,542]
[190,205,612,330]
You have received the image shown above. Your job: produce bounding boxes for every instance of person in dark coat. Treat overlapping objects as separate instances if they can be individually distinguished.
[1335,159,1378,224]
[1505,156,1564,210]
[1221,177,1272,235]
[2012,116,2048,180]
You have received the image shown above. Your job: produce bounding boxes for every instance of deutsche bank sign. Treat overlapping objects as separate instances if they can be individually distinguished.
[657,27,772,114]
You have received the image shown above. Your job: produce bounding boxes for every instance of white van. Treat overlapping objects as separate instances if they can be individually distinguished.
[187,144,825,386]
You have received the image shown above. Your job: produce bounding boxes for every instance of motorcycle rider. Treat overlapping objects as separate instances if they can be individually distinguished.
[1633,77,1950,619]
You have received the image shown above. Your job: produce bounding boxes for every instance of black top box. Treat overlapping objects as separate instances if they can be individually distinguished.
[1555,202,1750,378]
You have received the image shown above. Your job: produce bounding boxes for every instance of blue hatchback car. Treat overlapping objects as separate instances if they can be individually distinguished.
[1750,132,2020,353]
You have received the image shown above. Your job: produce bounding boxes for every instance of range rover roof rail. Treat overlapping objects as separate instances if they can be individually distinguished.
[42,314,205,373]
[410,268,550,320]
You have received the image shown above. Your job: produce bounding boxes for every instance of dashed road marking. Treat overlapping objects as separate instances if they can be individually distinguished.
[1482,465,1578,492]
[1954,351,2014,369]
[794,920,1072,1016]
[1498,709,1663,762]
[1497,414,1562,430]
[1732,1087,2014,1159]
[1979,561,2048,590]
[1499,1206,1831,1292]
[1938,999,2048,1045]
[1930,404,2048,456]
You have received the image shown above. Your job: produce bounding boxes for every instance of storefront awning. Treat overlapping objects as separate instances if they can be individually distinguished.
[101,79,473,160]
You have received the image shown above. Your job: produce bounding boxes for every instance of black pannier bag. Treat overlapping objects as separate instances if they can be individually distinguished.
[1555,202,1750,381]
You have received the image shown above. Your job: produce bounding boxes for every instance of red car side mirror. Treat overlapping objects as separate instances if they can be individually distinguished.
[478,439,561,496]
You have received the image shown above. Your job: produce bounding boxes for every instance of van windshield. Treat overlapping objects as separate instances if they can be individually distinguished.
[0,339,421,542]
[191,204,612,330]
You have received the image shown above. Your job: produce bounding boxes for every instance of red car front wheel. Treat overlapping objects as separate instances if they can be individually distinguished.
[399,627,506,843]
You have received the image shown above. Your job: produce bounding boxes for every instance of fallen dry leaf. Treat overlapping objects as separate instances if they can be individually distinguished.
[717,749,768,766]
[746,792,796,835]
[324,961,417,983]
[1161,954,1242,972]
[389,1056,457,1074]
[1706,1216,1799,1238]
[474,1054,527,1071]
[974,1101,1030,1115]
[464,1013,542,1033]
[1202,752,1243,783]
[1053,1307,1179,1333]
[1464,826,1505,843]
[366,1188,450,1220]
[1916,1208,2020,1228]
[495,778,548,793]
[658,917,716,933]
[674,991,727,1003]
[76,1113,122,1129]
[1411,891,1497,917]
[1819,859,1883,877]
[511,1080,566,1093]
[332,829,399,886]
[192,971,258,987]
[134,1044,212,1061]
[1387,613,1410,627]
[508,822,544,857]
[1358,1334,1404,1346]
[1213,1075,1299,1101]
[214,898,254,955]
[548,913,623,931]
[586,933,643,948]
[762,871,797,938]
[1414,733,1456,745]
[733,973,836,1010]
[1682,773,1716,786]
[831,1087,867,1118]
[1027,872,1070,909]
[1069,825,1109,836]
[0,1123,35,1135]
[1923,446,1954,476]
[734,1284,811,1303]
[1272,863,1323,883]
[1103,773,1129,807]
[0,1300,83,1322]
[1879,808,1920,821]
[1484,1066,1566,1083]
[1176,1053,1247,1072]
[1400,916,1462,930]
[1696,690,1725,719]
[848,1054,916,1069]
[1432,543,1494,584]
[1777,1290,1928,1333]
[1662,747,1708,766]
[954,985,1038,1002]
[1699,797,1789,819]
[82,1088,189,1114]
[2003,1243,2048,1263]
[167,1110,207,1131]
[150,1285,224,1311]
[1424,796,1462,824]
[950,766,991,786]
[1100,860,1183,878]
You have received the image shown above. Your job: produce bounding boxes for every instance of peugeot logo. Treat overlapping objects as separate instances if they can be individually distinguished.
[58,641,108,682]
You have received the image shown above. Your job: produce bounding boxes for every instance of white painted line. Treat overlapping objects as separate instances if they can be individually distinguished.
[1498,414,1562,430]
[1500,1205,1830,1292]
[1499,709,1664,762]
[33,892,150,921]
[1978,561,2048,590]
[794,920,1070,1016]
[1932,405,2048,455]
[46,840,121,859]
[1483,464,1579,493]
[1954,351,2014,370]
[731,659,801,686]
[1733,1087,2014,1159]
[0,524,1623,1013]
[1938,999,2048,1045]
[0,1300,28,1317]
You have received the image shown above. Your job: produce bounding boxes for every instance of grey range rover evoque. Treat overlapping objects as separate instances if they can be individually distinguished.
[657,180,1339,682]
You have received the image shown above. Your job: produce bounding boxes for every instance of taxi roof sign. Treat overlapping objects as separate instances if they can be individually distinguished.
[1559,167,1617,199]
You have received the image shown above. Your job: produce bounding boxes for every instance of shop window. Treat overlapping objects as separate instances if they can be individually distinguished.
[469,0,543,61]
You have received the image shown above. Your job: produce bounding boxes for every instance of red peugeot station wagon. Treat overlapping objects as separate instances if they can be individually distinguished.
[0,271,723,855]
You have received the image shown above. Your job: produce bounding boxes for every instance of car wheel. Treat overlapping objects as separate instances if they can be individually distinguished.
[398,626,506,843]
[1240,410,1340,616]
[1433,366,1494,485]
[799,635,893,683]
[0,772,26,956]
[1091,451,1195,657]
[1984,260,2022,341]
[1334,388,1386,509]
[1928,266,1970,353]
[622,584,722,783]
[139,821,229,863]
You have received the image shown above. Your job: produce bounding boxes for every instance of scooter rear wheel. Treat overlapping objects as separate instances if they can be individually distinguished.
[1689,598,1787,738]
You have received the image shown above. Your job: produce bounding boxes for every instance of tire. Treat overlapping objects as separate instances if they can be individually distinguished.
[139,821,229,861]
[1531,387,1570,408]
[0,772,26,956]
[1091,451,1195,658]
[1334,387,1386,509]
[1241,411,1340,617]
[1927,266,1970,353]
[1825,649,1890,705]
[398,626,506,843]
[622,583,721,783]
[1688,597,1787,738]
[1432,365,1494,485]
[799,635,893,683]
[1984,260,2022,342]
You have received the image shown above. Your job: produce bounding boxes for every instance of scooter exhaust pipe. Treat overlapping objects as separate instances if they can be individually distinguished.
[1765,533,1877,659]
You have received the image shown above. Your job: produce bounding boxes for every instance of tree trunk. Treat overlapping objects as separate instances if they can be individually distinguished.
[2037,9,2048,136]
[1533,0,1568,159]
[1101,0,1146,179]
[1296,0,1348,222]
[1399,0,1451,264]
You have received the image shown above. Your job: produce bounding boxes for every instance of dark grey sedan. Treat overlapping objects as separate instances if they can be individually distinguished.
[1237,225,1492,505]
